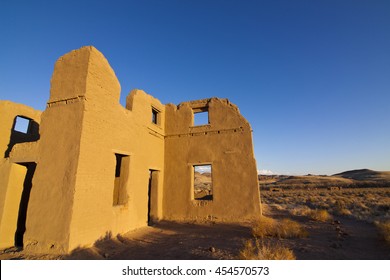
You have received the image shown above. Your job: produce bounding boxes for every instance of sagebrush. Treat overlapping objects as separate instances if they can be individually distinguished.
[252,216,308,238]
[238,239,295,260]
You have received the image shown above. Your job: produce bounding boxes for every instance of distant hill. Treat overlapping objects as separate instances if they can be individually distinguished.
[259,169,390,190]
[333,169,390,182]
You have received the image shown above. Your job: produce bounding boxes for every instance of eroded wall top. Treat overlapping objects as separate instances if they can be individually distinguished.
[49,46,121,104]
[165,98,251,136]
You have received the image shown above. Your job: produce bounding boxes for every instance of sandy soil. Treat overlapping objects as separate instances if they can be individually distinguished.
[1,207,389,260]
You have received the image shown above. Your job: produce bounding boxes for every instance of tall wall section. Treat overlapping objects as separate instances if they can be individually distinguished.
[53,47,165,251]
[163,98,261,221]
[22,48,89,253]
[19,46,166,252]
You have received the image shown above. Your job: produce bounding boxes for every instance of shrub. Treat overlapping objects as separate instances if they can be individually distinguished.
[252,216,308,238]
[252,216,278,238]
[238,239,296,260]
[278,218,309,238]
[309,209,332,222]
[291,206,333,221]
[336,208,352,216]
[290,206,312,216]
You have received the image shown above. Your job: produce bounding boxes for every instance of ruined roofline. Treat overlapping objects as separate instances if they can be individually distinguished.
[168,97,240,112]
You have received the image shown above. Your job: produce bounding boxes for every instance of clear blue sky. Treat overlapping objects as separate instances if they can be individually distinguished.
[1,0,389,175]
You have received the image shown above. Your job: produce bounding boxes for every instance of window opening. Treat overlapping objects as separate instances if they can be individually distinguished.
[193,165,213,200]
[152,107,159,125]
[14,116,31,134]
[193,108,209,126]
[113,153,130,206]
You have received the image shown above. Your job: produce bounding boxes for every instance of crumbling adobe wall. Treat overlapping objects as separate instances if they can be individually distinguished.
[163,98,261,221]
[21,47,165,253]
[69,89,165,247]
[21,49,88,252]
[66,48,165,250]
[0,45,261,253]
[0,101,41,249]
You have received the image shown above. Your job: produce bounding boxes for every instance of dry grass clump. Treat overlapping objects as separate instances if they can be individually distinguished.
[290,206,333,222]
[252,216,308,238]
[252,216,277,238]
[241,216,304,260]
[308,209,332,222]
[375,221,390,245]
[278,219,309,238]
[290,205,312,216]
[238,239,296,260]
[336,208,352,216]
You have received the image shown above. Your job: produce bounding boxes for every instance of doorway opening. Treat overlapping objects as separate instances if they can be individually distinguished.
[15,162,36,248]
[113,153,130,206]
[148,170,159,226]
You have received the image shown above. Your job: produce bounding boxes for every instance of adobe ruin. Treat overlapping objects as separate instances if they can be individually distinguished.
[0,46,261,253]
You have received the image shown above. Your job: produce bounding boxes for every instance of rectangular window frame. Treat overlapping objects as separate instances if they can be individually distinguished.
[151,107,160,126]
[192,106,209,126]
[192,164,213,201]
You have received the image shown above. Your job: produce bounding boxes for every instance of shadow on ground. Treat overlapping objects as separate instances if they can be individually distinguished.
[2,212,389,260]
[66,221,253,260]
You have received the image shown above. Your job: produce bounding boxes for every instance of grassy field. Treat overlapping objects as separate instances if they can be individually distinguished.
[261,187,390,223]
[238,186,390,259]
[259,169,390,190]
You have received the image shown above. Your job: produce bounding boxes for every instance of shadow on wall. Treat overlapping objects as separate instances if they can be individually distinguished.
[4,116,40,158]
[66,231,114,260]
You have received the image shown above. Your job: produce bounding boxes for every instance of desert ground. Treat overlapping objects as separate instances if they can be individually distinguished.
[1,169,389,260]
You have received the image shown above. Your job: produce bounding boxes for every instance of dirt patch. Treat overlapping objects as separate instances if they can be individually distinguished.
[66,221,253,260]
[0,221,253,260]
